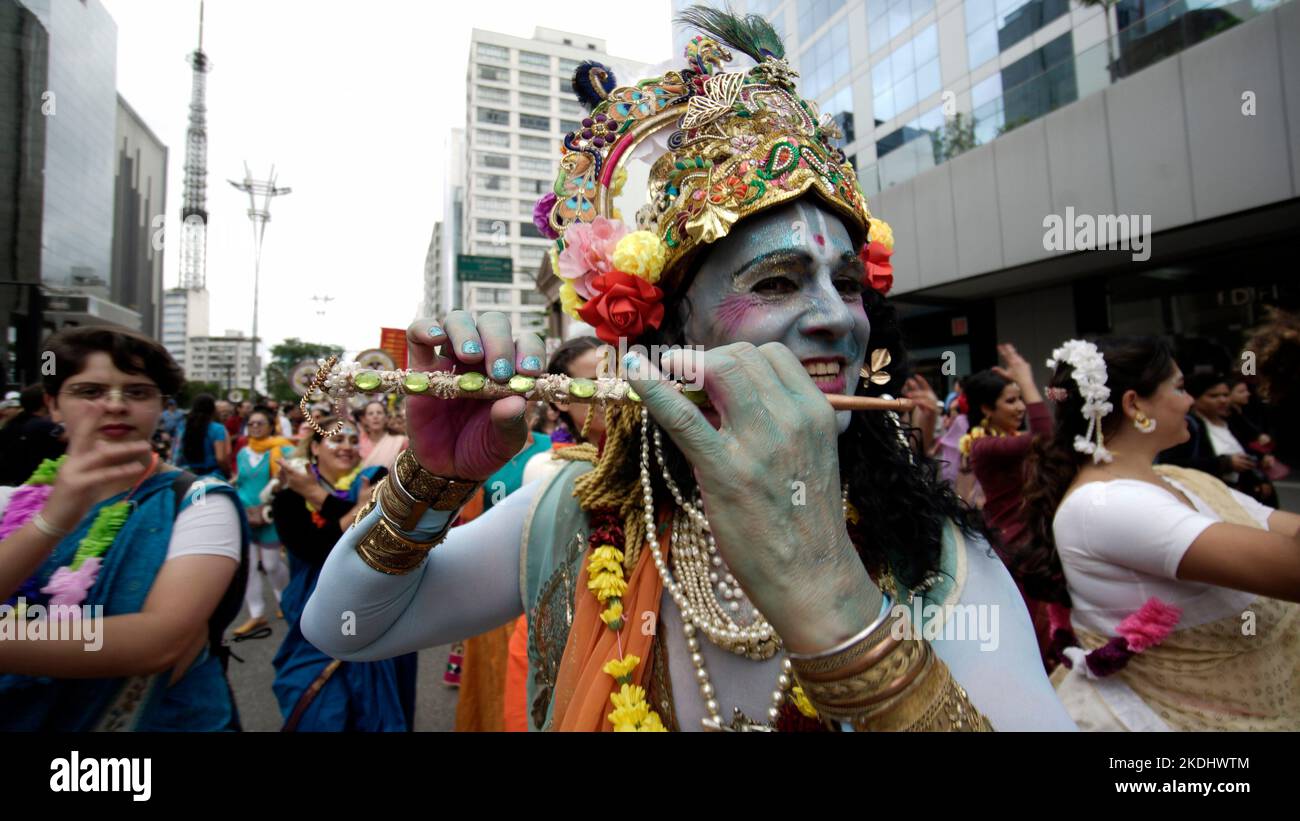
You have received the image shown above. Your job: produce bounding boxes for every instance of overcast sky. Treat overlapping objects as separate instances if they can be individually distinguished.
[101,0,673,359]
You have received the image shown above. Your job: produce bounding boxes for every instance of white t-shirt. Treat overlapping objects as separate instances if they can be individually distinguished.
[1198,411,1245,482]
[0,481,242,565]
[1053,477,1273,635]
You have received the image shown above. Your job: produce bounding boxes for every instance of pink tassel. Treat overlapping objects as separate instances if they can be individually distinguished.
[0,485,55,541]
[1114,597,1181,653]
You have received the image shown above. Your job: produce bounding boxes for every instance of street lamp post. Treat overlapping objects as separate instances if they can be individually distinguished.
[229,163,291,398]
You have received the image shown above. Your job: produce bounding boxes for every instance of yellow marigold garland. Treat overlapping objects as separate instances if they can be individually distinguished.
[585,534,666,731]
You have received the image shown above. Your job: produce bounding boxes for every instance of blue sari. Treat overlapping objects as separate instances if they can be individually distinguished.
[272,465,417,731]
[0,471,250,731]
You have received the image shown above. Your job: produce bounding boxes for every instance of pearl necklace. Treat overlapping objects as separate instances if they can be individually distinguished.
[638,407,849,731]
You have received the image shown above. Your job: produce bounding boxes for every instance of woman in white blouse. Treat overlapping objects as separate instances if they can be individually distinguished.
[1020,336,1300,731]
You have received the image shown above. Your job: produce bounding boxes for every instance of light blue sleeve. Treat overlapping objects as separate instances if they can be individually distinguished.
[930,534,1077,731]
[301,480,538,662]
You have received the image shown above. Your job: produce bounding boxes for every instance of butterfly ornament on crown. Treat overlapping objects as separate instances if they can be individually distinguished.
[533,8,895,346]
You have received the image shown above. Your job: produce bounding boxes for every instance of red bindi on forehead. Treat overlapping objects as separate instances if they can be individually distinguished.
[814,234,825,246]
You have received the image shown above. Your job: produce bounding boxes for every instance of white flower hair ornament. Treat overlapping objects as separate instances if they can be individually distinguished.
[1046,340,1115,464]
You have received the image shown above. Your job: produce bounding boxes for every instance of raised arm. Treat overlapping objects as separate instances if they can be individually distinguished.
[302,311,549,660]
[301,479,536,661]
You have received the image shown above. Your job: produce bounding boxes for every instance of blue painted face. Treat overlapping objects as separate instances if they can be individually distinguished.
[682,200,871,432]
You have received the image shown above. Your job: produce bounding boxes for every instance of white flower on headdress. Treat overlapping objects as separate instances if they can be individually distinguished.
[729,134,759,153]
[1047,340,1114,464]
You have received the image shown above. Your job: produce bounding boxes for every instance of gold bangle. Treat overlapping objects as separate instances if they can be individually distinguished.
[842,652,992,732]
[355,517,442,576]
[394,449,481,511]
[368,475,423,531]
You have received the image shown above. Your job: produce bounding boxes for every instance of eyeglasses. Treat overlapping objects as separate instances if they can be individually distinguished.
[61,383,163,404]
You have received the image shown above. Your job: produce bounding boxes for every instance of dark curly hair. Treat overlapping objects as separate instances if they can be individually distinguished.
[629,269,988,592]
[1018,336,1177,606]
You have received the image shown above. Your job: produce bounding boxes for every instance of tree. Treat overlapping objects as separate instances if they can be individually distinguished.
[266,338,344,402]
[177,380,224,408]
[932,112,979,164]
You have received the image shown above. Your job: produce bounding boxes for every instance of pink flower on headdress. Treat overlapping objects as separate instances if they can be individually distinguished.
[557,216,628,299]
[41,557,101,608]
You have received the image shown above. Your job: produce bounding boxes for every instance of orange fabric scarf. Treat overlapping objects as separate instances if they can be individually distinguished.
[548,517,667,732]
[246,435,292,477]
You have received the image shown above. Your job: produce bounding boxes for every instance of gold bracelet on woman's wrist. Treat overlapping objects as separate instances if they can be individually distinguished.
[790,608,992,732]
[394,449,481,511]
[355,517,443,575]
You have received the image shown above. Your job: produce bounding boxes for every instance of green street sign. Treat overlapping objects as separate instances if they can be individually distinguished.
[457,254,514,283]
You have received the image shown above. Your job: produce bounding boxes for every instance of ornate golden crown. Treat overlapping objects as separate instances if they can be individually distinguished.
[535,8,884,343]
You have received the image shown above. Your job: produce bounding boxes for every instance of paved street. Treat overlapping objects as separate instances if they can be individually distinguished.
[223,583,458,732]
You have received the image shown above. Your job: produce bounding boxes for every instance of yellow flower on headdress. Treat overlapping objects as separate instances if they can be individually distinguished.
[869,218,894,254]
[559,282,585,321]
[610,166,628,199]
[612,231,666,284]
[609,683,647,712]
[602,654,640,681]
[637,712,667,732]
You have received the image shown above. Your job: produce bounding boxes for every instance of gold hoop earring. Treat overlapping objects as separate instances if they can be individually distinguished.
[1134,411,1156,434]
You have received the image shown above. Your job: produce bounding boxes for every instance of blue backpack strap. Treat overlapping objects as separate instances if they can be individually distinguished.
[169,471,249,673]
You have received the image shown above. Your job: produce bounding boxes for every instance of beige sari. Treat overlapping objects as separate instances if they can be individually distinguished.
[1053,465,1300,731]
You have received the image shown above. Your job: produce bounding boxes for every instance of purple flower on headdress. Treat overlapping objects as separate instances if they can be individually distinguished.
[532,193,560,240]
[557,216,628,299]
[41,557,101,608]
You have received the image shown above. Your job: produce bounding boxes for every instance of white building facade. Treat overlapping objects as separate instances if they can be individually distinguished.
[461,27,649,336]
[186,329,258,393]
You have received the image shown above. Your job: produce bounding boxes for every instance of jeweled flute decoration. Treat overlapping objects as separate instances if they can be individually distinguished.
[301,356,913,437]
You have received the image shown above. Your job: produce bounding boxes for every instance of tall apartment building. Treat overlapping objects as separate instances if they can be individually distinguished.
[461,27,649,335]
[186,329,258,395]
[667,0,1299,388]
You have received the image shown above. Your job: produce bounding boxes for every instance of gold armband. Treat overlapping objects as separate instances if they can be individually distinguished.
[790,609,992,732]
[394,449,481,511]
[355,517,444,576]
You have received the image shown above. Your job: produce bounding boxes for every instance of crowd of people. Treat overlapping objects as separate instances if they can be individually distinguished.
[2,8,1297,733]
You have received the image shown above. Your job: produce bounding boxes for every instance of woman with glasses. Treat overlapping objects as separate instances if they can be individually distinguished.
[230,407,295,637]
[269,418,417,731]
[173,394,231,479]
[0,326,247,731]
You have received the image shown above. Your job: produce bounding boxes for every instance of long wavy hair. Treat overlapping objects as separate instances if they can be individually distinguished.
[1018,336,1177,605]
[183,394,217,466]
[620,277,988,592]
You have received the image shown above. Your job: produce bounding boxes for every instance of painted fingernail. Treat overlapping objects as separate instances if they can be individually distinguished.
[623,352,642,376]
[521,355,542,371]
[462,340,482,355]
[491,358,513,381]
[428,325,444,338]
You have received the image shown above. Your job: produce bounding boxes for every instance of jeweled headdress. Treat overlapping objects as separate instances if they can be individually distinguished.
[536,7,893,343]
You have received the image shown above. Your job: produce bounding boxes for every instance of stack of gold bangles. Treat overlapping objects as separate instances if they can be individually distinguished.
[354,449,481,575]
[789,605,992,732]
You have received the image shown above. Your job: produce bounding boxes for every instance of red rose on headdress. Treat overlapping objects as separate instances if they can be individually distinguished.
[577,270,665,345]
[859,241,893,295]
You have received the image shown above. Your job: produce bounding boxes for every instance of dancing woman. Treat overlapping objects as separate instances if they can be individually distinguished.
[269,418,416,731]
[300,9,1071,731]
[1022,337,1300,730]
